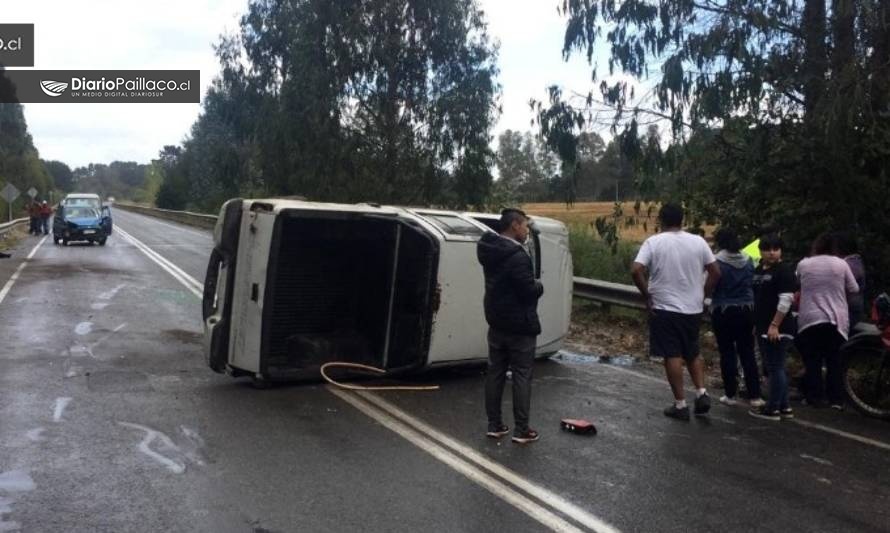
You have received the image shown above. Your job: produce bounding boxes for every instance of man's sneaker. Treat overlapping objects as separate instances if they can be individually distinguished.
[663,405,691,421]
[779,408,794,419]
[719,395,737,406]
[512,429,540,444]
[749,406,781,421]
[694,393,711,416]
[486,424,510,439]
[749,398,766,408]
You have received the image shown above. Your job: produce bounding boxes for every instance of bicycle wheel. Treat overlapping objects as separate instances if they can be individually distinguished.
[843,343,890,419]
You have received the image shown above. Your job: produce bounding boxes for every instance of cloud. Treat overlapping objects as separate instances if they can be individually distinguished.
[12,0,627,169]
[9,0,243,167]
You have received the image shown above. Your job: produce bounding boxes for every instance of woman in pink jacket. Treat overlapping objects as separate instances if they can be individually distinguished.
[795,233,859,409]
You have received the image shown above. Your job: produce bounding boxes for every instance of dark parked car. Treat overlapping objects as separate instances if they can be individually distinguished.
[53,205,111,246]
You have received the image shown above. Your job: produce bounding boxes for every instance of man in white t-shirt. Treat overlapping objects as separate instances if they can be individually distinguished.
[631,203,721,420]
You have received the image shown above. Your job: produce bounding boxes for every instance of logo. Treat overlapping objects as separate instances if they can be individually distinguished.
[40,80,69,97]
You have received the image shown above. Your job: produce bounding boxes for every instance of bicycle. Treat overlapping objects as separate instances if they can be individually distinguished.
[841,293,890,419]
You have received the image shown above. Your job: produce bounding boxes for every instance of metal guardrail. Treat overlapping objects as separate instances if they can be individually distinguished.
[113,203,218,230]
[113,202,651,312]
[0,218,29,238]
[572,277,646,310]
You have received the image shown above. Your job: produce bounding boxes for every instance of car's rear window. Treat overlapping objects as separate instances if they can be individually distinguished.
[66,207,99,218]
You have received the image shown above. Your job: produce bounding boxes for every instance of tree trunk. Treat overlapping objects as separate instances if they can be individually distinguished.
[801,0,828,122]
[870,0,890,117]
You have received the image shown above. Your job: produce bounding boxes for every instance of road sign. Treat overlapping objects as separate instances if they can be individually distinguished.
[27,187,37,198]
[1,183,20,203]
[1,183,20,222]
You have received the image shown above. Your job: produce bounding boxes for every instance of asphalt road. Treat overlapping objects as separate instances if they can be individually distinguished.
[0,208,888,533]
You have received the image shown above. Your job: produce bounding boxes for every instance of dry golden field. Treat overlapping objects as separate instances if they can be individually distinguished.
[522,201,659,243]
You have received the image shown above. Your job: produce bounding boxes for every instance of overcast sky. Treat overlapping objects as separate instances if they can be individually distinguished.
[5,0,600,169]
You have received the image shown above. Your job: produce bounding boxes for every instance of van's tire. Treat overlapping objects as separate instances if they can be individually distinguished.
[62,239,68,246]
[99,238,107,246]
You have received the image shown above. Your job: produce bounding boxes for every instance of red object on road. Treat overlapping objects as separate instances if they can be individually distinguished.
[560,418,597,435]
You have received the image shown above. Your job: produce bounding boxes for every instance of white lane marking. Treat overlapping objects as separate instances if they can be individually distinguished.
[115,226,203,298]
[117,422,186,474]
[790,418,890,452]
[593,360,890,453]
[53,397,72,422]
[330,388,590,533]
[25,428,45,442]
[0,236,48,306]
[91,302,108,310]
[74,322,93,335]
[356,390,620,533]
[800,454,834,466]
[0,470,35,492]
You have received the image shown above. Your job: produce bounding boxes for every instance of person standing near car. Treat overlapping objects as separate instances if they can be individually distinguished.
[833,231,866,334]
[28,200,40,235]
[631,203,722,420]
[796,232,859,409]
[749,234,798,421]
[477,208,544,444]
[39,201,52,235]
[709,228,762,408]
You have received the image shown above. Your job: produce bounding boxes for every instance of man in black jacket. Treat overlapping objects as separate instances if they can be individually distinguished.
[476,208,544,444]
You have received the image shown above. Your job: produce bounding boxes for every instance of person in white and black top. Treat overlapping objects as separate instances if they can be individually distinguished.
[631,204,722,420]
[749,233,798,421]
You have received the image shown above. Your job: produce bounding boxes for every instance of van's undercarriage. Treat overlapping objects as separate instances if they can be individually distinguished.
[258,212,438,379]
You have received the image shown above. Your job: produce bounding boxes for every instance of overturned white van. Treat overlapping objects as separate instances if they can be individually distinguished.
[202,199,572,382]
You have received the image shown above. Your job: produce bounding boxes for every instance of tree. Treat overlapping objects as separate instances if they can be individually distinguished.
[540,0,890,293]
[155,146,190,210]
[0,70,54,211]
[169,0,500,213]
[43,160,73,192]
[494,130,561,202]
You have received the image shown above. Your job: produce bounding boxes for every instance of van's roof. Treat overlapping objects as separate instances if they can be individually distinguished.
[65,193,101,199]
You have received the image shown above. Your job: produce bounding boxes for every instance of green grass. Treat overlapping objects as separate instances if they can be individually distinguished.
[568,223,640,284]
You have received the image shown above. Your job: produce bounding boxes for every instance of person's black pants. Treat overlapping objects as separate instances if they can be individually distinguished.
[796,323,845,405]
[711,305,760,399]
[485,328,536,435]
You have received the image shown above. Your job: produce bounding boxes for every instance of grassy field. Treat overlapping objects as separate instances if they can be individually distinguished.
[522,201,659,243]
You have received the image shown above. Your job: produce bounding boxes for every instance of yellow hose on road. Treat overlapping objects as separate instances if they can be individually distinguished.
[320,362,440,391]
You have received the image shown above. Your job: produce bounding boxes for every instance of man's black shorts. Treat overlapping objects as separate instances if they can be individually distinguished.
[649,309,702,360]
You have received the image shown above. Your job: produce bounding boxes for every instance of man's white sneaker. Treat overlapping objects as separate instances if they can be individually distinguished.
[749,398,766,408]
[719,395,737,406]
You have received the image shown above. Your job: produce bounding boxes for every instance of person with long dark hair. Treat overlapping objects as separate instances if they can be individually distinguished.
[795,233,859,409]
[833,231,866,333]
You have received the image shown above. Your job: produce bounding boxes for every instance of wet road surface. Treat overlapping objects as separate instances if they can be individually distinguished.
[0,208,888,532]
